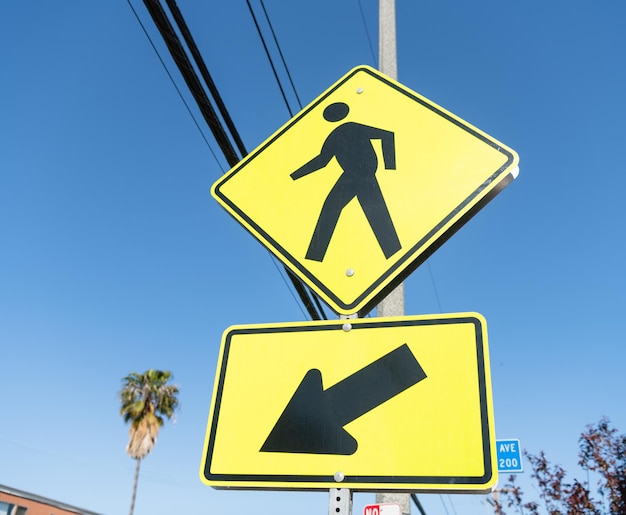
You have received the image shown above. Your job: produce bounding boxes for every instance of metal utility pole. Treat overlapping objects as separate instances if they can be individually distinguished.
[376,0,404,320]
[376,2,411,515]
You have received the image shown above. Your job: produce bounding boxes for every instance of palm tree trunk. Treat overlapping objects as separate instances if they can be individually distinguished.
[129,458,141,515]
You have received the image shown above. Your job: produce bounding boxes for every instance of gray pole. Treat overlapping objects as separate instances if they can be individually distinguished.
[376,2,410,514]
[376,0,404,320]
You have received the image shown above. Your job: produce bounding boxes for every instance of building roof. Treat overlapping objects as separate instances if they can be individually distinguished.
[0,484,103,515]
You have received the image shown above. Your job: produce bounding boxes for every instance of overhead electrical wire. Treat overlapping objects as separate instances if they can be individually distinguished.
[258,0,303,110]
[245,0,390,319]
[357,0,378,66]
[411,493,428,515]
[245,0,295,118]
[126,0,224,172]
[285,269,327,321]
[140,0,241,167]
[245,0,328,320]
[163,0,248,159]
[155,3,316,319]
[168,0,324,320]
[129,0,326,321]
[427,261,443,312]
[445,494,459,515]
[439,494,453,515]
[127,0,307,319]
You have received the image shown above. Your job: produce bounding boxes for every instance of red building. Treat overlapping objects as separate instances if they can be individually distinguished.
[0,484,102,515]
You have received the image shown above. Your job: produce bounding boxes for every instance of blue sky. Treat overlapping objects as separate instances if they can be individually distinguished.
[1,1,625,514]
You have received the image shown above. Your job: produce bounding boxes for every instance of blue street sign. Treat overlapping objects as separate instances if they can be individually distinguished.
[496,439,523,473]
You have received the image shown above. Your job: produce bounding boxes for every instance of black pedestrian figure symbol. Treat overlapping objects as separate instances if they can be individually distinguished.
[290,102,401,262]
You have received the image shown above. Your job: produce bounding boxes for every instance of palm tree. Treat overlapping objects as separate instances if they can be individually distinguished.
[119,369,179,515]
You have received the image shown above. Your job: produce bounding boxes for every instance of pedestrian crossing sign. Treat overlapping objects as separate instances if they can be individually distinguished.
[212,66,519,315]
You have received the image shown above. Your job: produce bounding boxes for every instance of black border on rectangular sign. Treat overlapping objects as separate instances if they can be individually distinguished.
[202,315,494,490]
[212,66,517,315]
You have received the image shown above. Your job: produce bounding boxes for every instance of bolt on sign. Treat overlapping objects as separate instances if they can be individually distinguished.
[200,313,497,492]
[211,65,519,315]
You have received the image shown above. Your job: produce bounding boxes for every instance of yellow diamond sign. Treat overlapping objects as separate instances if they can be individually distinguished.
[200,313,496,491]
[212,66,519,314]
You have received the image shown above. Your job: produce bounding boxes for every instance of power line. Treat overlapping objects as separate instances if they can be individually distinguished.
[245,0,295,118]
[126,0,224,172]
[285,269,326,320]
[439,494,452,515]
[140,0,241,166]
[129,0,326,321]
[245,0,328,320]
[357,0,378,66]
[163,0,248,158]
[445,495,458,515]
[427,261,443,312]
[411,493,427,515]
[258,0,303,110]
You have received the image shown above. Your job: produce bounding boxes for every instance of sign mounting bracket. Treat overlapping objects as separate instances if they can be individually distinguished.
[329,487,352,515]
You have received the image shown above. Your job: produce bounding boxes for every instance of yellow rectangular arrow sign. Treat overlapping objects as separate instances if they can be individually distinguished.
[200,314,497,492]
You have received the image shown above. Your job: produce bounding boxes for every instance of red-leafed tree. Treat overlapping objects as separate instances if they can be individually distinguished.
[493,418,625,514]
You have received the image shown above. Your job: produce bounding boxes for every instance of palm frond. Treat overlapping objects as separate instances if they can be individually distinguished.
[119,369,180,459]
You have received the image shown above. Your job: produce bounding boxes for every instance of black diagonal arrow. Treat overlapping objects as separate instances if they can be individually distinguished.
[260,343,427,455]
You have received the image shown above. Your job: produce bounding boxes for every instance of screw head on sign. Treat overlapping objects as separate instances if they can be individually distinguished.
[334,471,345,482]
